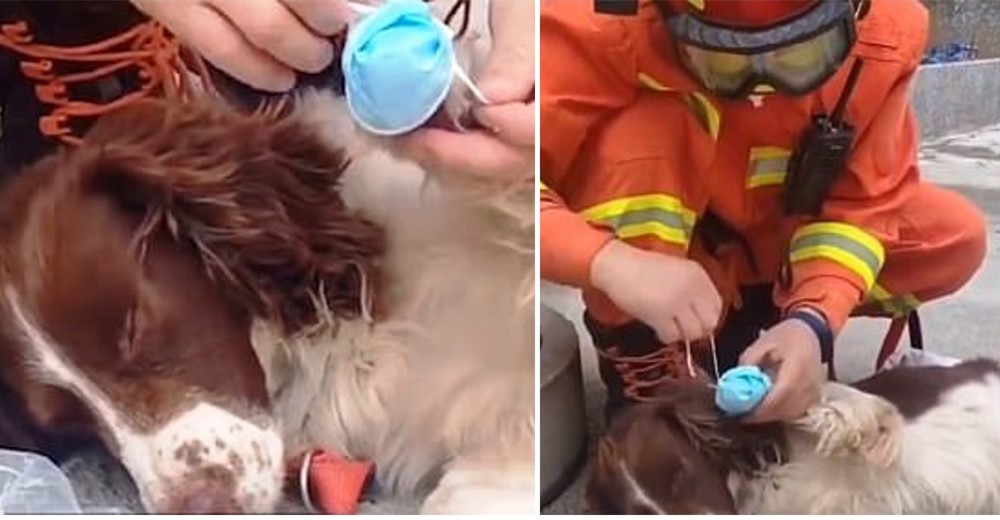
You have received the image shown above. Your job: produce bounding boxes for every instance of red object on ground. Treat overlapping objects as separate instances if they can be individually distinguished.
[290,449,373,515]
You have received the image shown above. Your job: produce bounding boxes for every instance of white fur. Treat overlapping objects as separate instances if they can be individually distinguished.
[4,286,285,514]
[617,460,668,515]
[731,376,1000,514]
[249,92,535,513]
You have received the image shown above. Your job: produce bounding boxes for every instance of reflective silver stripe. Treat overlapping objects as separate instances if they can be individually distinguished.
[600,208,694,236]
[747,147,790,188]
[790,233,883,276]
[582,194,698,248]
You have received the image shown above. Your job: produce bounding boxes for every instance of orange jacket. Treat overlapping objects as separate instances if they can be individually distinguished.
[540,0,929,332]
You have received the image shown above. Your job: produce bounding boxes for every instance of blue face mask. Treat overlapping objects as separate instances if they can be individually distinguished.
[714,365,772,417]
[342,0,487,136]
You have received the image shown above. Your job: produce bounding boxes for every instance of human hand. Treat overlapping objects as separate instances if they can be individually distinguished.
[132,0,357,92]
[397,0,534,179]
[739,312,826,423]
[589,240,723,344]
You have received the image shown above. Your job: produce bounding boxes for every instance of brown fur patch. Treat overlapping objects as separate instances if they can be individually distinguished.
[586,379,785,514]
[75,98,385,334]
[853,358,1000,419]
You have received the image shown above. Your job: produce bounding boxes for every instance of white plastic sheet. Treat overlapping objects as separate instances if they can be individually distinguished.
[0,449,82,514]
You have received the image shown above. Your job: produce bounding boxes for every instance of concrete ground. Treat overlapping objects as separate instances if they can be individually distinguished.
[541,126,1000,514]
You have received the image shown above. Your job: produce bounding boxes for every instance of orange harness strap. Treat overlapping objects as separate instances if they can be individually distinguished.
[874,312,924,373]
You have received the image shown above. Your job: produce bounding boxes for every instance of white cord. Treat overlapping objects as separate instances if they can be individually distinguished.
[709,336,720,381]
[453,59,491,105]
[684,339,696,378]
[346,1,378,15]
[684,336,722,381]
[300,451,317,513]
[355,263,374,324]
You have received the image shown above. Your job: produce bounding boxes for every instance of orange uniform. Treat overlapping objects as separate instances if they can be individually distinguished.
[540,0,986,341]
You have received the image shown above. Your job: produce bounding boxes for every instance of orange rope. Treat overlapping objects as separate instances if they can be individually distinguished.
[0,19,189,146]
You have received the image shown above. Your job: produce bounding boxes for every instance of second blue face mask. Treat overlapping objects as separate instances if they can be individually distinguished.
[342,0,486,136]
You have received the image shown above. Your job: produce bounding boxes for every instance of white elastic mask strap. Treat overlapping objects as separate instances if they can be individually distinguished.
[346,1,377,15]
[453,60,491,105]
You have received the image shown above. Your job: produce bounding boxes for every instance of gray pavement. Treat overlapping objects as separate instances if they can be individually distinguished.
[541,126,1000,514]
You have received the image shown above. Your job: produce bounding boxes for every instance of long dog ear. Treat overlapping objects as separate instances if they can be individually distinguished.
[74,98,384,333]
[654,383,786,474]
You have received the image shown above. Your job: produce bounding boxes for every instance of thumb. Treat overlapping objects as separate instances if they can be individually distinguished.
[475,43,533,105]
[476,64,532,106]
[739,340,774,367]
[475,0,534,104]
[474,101,534,147]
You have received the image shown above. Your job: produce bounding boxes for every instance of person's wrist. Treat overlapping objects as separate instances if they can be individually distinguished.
[786,306,833,364]
[589,239,624,292]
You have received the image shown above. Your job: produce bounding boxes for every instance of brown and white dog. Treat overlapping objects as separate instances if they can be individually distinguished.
[588,358,1000,514]
[0,2,533,512]
[240,3,535,512]
[250,89,535,514]
[0,99,383,513]
[0,65,533,519]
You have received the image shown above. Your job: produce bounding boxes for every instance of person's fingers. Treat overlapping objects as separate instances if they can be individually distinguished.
[691,299,720,340]
[655,318,683,346]
[704,278,724,314]
[146,3,295,91]
[480,0,534,102]
[743,370,792,423]
[396,129,532,180]
[673,307,704,343]
[475,3,534,105]
[211,0,333,73]
[474,101,535,147]
[476,61,533,105]
[280,0,355,35]
[739,337,777,367]
[744,350,804,423]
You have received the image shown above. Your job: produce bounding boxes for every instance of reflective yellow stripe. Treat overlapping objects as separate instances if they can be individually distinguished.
[746,146,791,188]
[540,180,550,192]
[636,73,720,140]
[789,222,885,290]
[687,0,705,9]
[688,92,720,140]
[638,73,672,92]
[868,284,921,317]
[582,194,697,248]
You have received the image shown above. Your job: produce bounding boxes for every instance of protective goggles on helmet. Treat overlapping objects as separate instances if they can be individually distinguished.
[667,0,858,97]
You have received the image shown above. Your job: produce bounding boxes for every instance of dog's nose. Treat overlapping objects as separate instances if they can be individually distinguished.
[163,476,241,514]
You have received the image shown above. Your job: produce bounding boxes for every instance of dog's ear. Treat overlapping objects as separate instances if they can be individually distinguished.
[654,384,732,457]
[74,98,384,333]
[654,384,785,474]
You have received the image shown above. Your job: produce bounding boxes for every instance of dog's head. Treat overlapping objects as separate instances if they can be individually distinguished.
[585,380,784,515]
[0,98,383,513]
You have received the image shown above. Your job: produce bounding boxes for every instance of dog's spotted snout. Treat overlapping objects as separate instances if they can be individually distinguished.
[163,465,241,514]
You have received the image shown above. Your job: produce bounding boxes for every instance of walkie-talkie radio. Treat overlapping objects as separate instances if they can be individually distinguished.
[784,59,865,216]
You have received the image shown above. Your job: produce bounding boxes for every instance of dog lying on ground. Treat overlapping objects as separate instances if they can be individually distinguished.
[250,89,536,514]
[0,87,534,513]
[588,358,1000,514]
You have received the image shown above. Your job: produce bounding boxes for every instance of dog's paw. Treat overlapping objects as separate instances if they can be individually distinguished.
[795,383,903,468]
